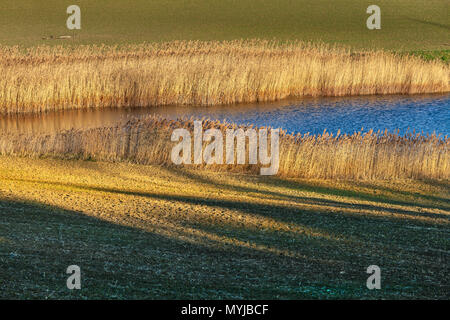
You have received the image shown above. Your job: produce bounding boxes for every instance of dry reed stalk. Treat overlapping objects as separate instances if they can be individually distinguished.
[0,116,448,180]
[0,40,448,114]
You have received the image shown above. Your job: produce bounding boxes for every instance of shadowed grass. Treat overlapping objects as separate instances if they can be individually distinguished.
[0,156,449,299]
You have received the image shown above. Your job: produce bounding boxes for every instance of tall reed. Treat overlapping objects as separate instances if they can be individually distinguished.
[0,40,449,114]
[0,117,447,180]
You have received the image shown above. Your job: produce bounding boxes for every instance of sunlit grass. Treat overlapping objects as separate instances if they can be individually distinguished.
[0,156,448,299]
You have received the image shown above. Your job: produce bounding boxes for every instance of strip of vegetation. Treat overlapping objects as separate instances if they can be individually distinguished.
[0,116,448,180]
[0,41,448,115]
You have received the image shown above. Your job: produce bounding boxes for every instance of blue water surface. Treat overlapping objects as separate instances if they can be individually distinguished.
[1,94,449,136]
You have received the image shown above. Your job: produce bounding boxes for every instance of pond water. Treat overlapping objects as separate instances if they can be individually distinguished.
[1,94,449,136]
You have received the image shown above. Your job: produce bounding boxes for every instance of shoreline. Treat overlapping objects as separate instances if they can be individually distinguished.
[1,90,449,117]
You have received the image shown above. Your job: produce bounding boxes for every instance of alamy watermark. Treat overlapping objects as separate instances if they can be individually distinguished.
[66,265,81,290]
[67,5,81,30]
[170,121,280,175]
[367,5,381,30]
[366,265,381,289]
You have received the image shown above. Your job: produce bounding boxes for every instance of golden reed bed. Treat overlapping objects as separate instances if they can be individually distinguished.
[0,116,448,180]
[0,40,449,114]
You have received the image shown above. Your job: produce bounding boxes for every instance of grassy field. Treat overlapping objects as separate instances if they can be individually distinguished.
[0,0,449,51]
[0,156,449,299]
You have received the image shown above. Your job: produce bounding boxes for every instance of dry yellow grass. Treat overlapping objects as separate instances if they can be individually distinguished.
[0,40,449,114]
[0,117,448,180]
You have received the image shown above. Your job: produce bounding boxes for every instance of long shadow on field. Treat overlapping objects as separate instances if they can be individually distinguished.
[0,197,347,299]
[1,191,448,299]
[420,179,450,192]
[156,166,319,201]
[158,167,450,211]
[352,181,450,207]
[4,176,449,238]
[148,168,450,220]
[257,176,450,212]
[2,193,448,300]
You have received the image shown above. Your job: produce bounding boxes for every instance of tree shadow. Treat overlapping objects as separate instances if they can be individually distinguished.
[152,168,450,221]
[1,186,448,300]
[0,197,341,299]
[257,176,450,212]
[6,175,449,224]
[4,174,449,256]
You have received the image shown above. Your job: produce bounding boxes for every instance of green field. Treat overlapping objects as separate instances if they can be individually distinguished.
[0,0,449,51]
